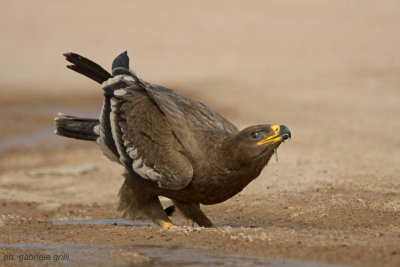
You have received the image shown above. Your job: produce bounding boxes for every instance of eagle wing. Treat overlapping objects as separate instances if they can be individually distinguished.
[102,51,238,190]
[142,85,239,159]
[104,82,193,190]
[99,52,193,190]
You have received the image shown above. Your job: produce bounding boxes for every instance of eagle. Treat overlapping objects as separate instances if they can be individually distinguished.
[55,51,291,228]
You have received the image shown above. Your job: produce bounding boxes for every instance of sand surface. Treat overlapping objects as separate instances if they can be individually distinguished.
[0,1,399,266]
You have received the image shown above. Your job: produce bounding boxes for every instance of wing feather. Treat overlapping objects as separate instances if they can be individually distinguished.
[143,85,239,158]
[107,79,193,190]
[97,51,237,190]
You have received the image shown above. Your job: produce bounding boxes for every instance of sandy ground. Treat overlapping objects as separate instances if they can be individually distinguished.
[1,1,400,266]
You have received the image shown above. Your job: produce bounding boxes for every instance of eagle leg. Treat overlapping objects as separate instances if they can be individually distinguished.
[172,200,215,228]
[118,172,173,227]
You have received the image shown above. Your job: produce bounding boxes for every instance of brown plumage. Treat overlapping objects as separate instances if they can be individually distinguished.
[55,51,291,228]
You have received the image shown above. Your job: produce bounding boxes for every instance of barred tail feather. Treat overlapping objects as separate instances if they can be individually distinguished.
[63,53,112,84]
[55,114,100,141]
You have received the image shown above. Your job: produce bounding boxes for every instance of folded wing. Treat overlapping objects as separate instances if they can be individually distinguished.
[84,51,238,190]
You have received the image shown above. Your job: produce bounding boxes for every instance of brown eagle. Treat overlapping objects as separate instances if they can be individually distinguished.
[55,51,291,228]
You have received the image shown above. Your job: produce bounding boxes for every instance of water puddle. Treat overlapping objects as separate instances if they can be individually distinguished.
[0,105,99,152]
[38,219,351,267]
[50,218,244,229]
[1,242,349,267]
[0,126,65,151]
[51,219,154,227]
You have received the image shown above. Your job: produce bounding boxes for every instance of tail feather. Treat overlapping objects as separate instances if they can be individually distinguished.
[64,53,112,84]
[55,115,100,141]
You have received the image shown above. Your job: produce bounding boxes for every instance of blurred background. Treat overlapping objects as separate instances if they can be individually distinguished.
[1,0,399,140]
[1,0,399,197]
[0,1,399,265]
[1,0,399,172]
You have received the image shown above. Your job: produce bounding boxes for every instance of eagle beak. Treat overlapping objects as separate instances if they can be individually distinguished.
[256,125,291,145]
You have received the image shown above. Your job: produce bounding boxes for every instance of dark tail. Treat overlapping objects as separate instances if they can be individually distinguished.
[55,114,100,141]
[63,53,112,84]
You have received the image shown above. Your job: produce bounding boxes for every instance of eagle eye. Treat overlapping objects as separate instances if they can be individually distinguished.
[251,131,261,139]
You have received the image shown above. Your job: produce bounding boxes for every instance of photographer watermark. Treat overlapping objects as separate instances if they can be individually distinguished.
[3,252,69,263]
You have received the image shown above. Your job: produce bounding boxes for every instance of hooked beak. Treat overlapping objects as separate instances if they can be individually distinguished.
[256,125,291,145]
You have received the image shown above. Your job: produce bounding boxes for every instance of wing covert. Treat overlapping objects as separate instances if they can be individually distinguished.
[107,79,194,190]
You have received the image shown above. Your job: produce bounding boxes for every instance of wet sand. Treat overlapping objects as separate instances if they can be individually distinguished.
[1,1,400,266]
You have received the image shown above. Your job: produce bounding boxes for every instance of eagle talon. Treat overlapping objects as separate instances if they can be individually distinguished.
[162,222,174,229]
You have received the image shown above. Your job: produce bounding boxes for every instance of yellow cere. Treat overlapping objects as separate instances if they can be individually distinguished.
[256,125,282,145]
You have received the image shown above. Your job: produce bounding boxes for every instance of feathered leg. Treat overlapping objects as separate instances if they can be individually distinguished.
[118,171,173,228]
[172,200,215,228]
